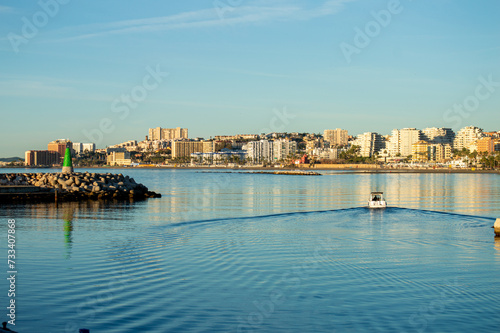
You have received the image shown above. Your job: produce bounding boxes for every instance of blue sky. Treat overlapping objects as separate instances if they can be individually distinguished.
[0,0,499,157]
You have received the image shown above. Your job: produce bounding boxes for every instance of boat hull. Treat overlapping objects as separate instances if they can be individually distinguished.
[368,201,387,209]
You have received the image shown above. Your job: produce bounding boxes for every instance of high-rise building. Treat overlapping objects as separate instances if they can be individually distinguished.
[73,143,83,154]
[454,126,483,151]
[352,132,385,157]
[272,139,298,161]
[149,127,188,141]
[323,129,348,147]
[48,139,72,163]
[242,140,274,163]
[242,140,296,163]
[72,143,96,154]
[202,141,215,153]
[25,150,60,166]
[82,143,96,153]
[477,137,495,154]
[422,128,455,144]
[388,128,422,157]
[148,127,162,141]
[172,141,203,158]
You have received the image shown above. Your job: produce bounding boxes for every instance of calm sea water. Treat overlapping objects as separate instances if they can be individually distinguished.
[1,168,499,332]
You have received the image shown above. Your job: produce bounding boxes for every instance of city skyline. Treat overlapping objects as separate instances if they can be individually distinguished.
[1,0,499,157]
[19,124,499,167]
[3,123,499,159]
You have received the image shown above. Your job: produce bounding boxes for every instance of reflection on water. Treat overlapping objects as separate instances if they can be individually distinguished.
[147,171,500,222]
[63,205,74,259]
[1,168,499,218]
[495,237,500,254]
[0,169,499,332]
[1,206,498,332]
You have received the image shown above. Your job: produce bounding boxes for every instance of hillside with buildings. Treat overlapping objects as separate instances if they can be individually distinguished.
[15,125,500,170]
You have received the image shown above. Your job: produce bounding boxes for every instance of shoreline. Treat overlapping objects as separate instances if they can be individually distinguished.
[1,165,498,174]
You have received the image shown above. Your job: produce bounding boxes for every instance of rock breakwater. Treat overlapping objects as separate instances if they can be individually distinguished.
[0,172,161,202]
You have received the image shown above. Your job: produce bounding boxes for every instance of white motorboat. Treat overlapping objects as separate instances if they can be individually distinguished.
[368,192,387,209]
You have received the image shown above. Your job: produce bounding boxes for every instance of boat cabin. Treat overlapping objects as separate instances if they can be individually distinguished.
[368,192,387,208]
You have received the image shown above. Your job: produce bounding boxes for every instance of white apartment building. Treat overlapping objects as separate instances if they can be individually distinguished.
[422,128,455,144]
[73,142,96,154]
[453,126,483,150]
[82,143,96,153]
[242,139,297,163]
[273,139,298,161]
[72,143,83,154]
[243,140,274,163]
[388,128,422,157]
[352,132,385,157]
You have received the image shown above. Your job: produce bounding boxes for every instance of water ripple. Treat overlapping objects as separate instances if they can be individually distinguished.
[2,171,500,332]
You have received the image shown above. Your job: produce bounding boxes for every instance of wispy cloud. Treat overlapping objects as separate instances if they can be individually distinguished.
[49,0,354,42]
[0,78,115,102]
[299,0,356,19]
[0,5,13,13]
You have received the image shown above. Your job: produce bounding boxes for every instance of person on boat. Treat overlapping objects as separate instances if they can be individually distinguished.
[1,322,17,332]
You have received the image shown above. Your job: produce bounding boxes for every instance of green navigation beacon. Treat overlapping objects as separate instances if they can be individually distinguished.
[62,147,74,173]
